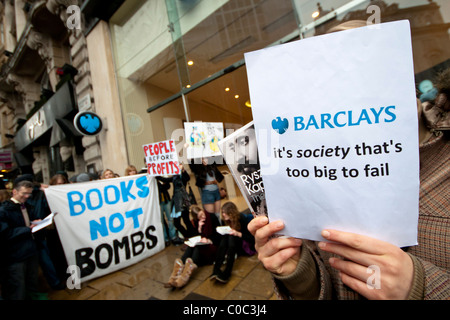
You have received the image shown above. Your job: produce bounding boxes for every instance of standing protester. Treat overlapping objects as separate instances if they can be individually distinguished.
[0,180,42,299]
[157,163,197,240]
[189,158,224,222]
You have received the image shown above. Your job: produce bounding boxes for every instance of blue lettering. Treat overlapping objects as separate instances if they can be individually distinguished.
[333,111,346,127]
[348,111,358,126]
[86,188,103,211]
[126,208,143,228]
[370,107,384,123]
[104,185,120,205]
[120,180,136,202]
[294,116,305,131]
[109,212,125,233]
[384,105,396,122]
[136,176,150,198]
[90,217,108,240]
[291,105,396,132]
[356,109,372,125]
[320,113,334,129]
[68,191,85,216]
[306,115,319,130]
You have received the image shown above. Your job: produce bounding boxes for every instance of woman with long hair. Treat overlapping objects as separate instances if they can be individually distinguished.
[210,202,255,283]
[165,205,220,288]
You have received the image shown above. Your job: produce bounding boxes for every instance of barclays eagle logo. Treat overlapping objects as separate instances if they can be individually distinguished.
[271,117,289,134]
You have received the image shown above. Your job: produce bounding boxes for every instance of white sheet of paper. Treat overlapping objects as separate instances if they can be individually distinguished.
[32,212,55,233]
[245,21,419,247]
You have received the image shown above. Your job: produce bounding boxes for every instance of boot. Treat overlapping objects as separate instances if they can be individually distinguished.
[175,258,197,288]
[164,258,184,288]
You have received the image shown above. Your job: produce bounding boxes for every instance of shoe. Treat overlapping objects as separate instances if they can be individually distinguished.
[164,258,184,288]
[215,273,229,284]
[175,258,197,288]
[172,237,184,246]
[208,273,218,281]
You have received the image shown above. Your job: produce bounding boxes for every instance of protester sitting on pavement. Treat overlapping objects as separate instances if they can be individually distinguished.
[165,205,221,288]
[0,180,42,299]
[211,202,255,283]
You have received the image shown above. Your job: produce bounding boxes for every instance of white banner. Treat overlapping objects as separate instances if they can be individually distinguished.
[44,174,164,282]
[245,21,420,247]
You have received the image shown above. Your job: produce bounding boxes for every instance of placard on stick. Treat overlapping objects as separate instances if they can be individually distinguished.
[143,139,180,176]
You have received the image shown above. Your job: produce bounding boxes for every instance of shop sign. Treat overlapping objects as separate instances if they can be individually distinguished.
[14,82,76,151]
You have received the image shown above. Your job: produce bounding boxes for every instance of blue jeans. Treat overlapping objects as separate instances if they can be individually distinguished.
[201,188,221,204]
[160,200,177,242]
[37,239,61,288]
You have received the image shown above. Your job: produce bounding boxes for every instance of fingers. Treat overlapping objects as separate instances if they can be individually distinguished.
[329,257,370,284]
[250,218,285,249]
[320,230,387,255]
[248,217,302,275]
[261,236,302,258]
[247,215,269,235]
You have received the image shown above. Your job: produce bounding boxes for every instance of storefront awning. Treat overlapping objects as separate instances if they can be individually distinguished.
[14,81,76,151]
[50,118,83,147]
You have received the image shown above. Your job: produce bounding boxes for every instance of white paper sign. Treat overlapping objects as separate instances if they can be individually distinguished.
[44,174,165,282]
[143,139,180,176]
[245,21,419,247]
[184,122,224,159]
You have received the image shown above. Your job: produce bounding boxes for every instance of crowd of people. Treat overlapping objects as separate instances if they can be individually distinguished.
[0,32,448,298]
[0,160,256,300]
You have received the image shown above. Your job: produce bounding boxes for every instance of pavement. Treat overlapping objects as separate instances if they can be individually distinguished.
[42,194,276,301]
[45,243,276,300]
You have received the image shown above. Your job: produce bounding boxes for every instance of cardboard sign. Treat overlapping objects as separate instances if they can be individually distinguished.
[245,21,420,247]
[44,174,165,282]
[143,139,180,176]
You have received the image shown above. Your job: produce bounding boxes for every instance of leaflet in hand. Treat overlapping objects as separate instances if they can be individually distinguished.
[184,235,210,247]
[216,226,232,235]
[32,212,56,233]
[218,121,267,217]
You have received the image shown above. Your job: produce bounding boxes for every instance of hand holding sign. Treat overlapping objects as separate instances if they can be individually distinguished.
[245,21,419,247]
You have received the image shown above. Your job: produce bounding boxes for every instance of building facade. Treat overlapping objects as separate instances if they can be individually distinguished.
[0,0,448,184]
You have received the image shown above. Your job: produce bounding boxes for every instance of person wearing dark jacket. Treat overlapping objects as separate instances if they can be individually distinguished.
[0,180,41,300]
[157,163,197,239]
[14,174,65,290]
[211,202,255,283]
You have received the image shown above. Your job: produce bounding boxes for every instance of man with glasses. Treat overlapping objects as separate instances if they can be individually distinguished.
[0,180,42,300]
